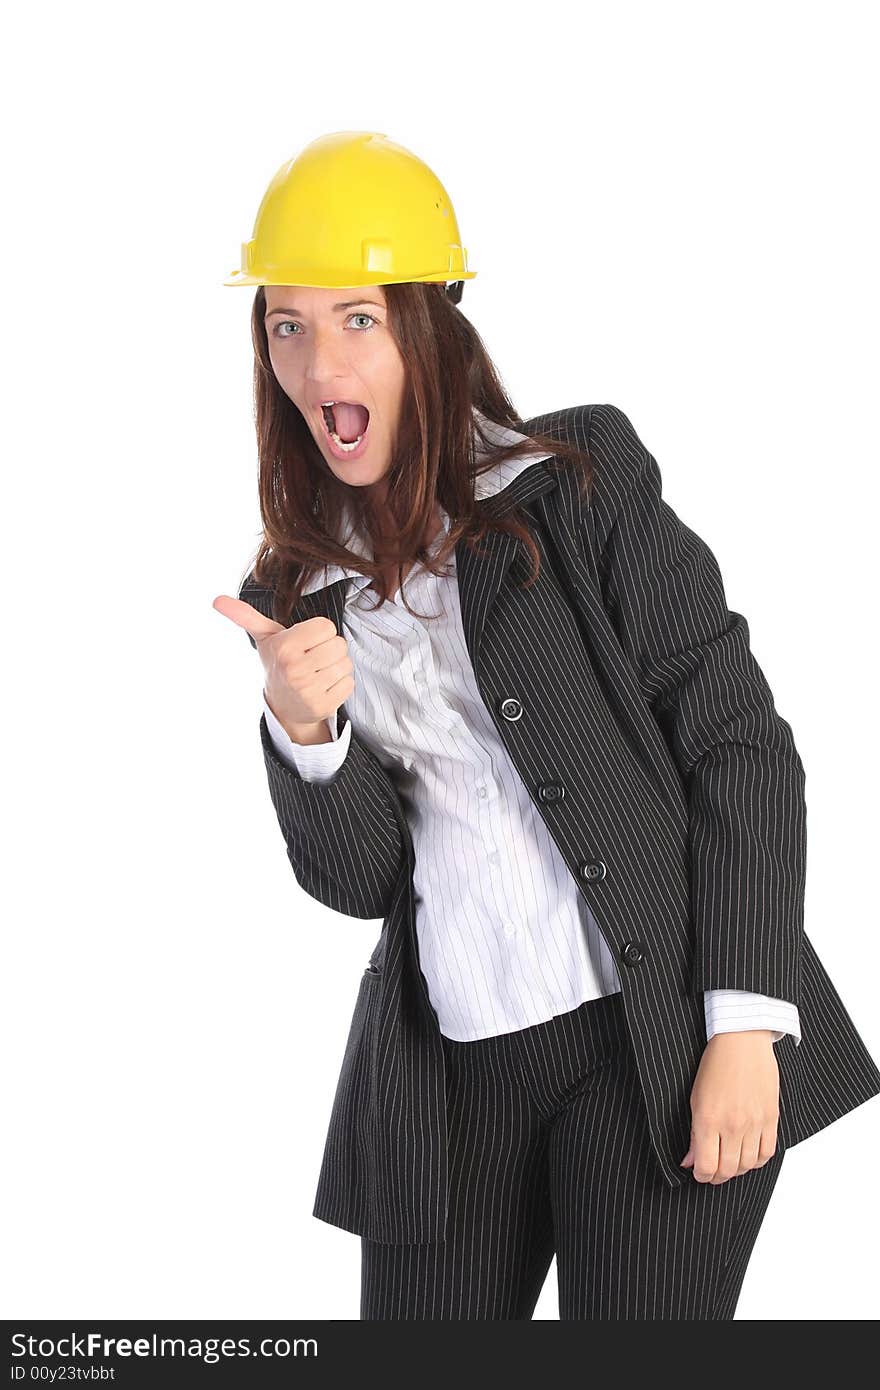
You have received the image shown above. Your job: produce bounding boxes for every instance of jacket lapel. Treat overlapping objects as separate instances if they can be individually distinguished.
[277,457,563,677]
[454,459,560,671]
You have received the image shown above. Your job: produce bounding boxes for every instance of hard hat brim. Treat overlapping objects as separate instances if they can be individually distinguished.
[222,269,478,288]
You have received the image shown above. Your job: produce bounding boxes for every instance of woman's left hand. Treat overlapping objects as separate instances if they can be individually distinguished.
[680,1032,780,1183]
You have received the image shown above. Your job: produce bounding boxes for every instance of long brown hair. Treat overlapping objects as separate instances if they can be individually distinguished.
[241,281,593,624]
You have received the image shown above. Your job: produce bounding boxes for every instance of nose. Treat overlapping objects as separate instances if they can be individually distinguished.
[304,329,355,392]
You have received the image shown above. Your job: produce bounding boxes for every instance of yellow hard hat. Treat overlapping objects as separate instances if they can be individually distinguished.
[223,130,477,301]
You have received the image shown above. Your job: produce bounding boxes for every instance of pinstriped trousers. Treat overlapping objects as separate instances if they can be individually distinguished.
[360,991,785,1320]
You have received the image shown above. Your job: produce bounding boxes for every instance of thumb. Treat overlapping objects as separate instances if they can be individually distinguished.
[213,594,285,643]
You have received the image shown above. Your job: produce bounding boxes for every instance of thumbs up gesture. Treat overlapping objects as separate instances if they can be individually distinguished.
[213,595,355,740]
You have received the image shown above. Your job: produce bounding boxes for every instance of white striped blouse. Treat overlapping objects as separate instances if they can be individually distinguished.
[259,410,801,1047]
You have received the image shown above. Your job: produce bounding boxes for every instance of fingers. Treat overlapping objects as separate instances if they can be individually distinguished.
[714,1130,746,1185]
[689,1123,720,1183]
[687,1124,777,1183]
[736,1131,763,1175]
[212,594,285,640]
[753,1127,779,1168]
[299,631,351,675]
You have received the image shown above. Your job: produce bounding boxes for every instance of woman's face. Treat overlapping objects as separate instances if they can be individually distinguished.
[263,284,406,491]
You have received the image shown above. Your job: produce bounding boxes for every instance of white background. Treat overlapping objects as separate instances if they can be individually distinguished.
[3,0,878,1322]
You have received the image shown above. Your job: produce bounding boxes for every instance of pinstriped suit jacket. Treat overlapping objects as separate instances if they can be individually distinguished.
[240,402,880,1244]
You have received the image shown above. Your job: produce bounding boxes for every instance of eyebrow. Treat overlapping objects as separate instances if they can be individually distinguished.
[264,299,384,318]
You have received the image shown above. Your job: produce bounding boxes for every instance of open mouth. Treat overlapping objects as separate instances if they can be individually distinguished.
[320,401,370,452]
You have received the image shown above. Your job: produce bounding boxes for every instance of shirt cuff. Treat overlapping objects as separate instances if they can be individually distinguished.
[704,989,802,1047]
[261,691,352,781]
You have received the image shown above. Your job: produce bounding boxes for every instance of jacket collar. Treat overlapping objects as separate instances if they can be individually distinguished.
[286,406,563,664]
[299,406,556,596]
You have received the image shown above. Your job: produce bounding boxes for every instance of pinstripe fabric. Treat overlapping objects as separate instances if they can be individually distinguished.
[240,402,880,1244]
[258,424,801,1045]
[360,991,785,1320]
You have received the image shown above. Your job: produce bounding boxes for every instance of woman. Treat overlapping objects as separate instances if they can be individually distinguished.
[214,131,880,1319]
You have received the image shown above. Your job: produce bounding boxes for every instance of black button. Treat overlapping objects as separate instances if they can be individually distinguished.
[538,782,565,802]
[498,697,523,722]
[621,942,644,966]
[581,860,607,882]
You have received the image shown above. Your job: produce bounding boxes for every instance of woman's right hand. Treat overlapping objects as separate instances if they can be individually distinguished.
[213,596,355,735]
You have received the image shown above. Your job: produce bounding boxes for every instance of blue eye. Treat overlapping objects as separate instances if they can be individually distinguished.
[272,312,378,338]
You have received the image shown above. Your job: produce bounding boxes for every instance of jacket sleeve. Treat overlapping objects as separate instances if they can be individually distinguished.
[257,710,407,919]
[239,574,407,920]
[587,404,806,1005]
